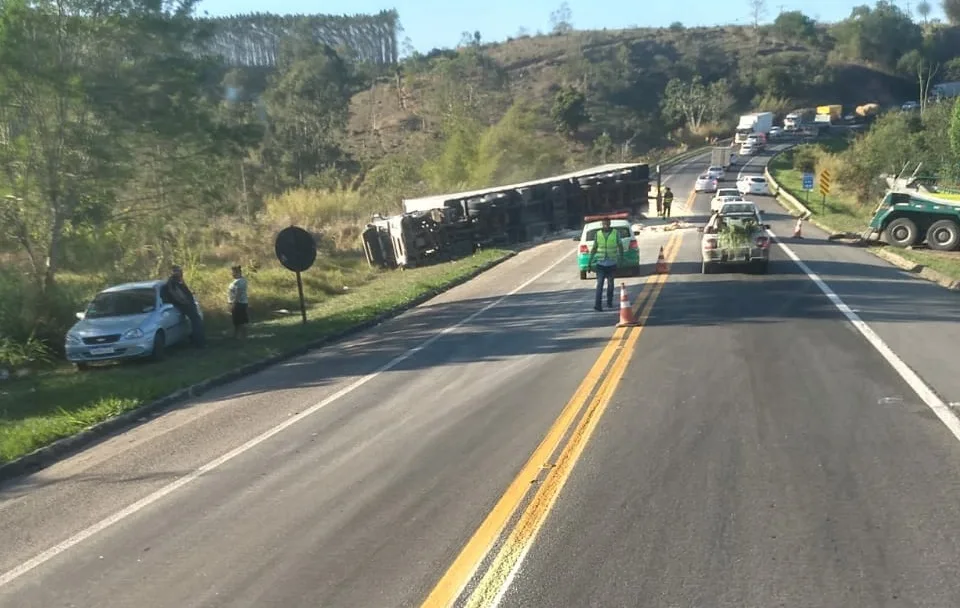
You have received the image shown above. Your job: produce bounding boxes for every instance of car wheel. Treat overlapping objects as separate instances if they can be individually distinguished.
[926,219,960,251]
[149,330,166,362]
[580,270,588,280]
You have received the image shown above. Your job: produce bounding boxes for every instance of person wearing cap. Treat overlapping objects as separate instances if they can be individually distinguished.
[161,264,205,347]
[227,265,249,339]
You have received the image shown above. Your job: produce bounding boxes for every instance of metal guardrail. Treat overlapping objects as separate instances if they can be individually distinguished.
[763,147,813,218]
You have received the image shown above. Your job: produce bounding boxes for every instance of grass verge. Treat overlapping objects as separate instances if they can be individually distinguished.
[769,148,960,283]
[0,249,511,465]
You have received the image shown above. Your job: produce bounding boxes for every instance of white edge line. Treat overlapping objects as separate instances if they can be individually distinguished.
[0,249,575,590]
[768,230,960,443]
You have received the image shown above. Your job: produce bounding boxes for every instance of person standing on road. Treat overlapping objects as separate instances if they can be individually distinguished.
[588,218,623,312]
[662,187,675,218]
[227,264,249,340]
[162,264,205,348]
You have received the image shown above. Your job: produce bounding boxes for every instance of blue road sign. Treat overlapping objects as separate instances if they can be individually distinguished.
[802,172,814,191]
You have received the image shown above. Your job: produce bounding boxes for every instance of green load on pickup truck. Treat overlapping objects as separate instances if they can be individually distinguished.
[717,223,755,249]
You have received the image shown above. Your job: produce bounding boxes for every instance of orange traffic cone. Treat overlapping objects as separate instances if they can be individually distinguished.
[655,246,668,274]
[616,283,638,327]
[793,216,804,239]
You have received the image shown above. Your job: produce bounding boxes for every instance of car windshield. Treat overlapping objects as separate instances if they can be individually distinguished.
[85,288,156,319]
[720,203,756,215]
[698,174,710,180]
[585,226,631,241]
[751,177,765,183]
[717,189,739,197]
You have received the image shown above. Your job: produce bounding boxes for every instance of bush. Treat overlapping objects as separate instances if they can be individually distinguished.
[792,144,819,172]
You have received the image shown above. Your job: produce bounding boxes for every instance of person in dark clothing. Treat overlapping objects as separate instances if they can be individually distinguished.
[161,264,205,347]
[662,187,675,218]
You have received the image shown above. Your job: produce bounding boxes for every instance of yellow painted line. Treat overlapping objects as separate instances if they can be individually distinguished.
[465,258,673,608]
[420,321,630,607]
[683,187,697,212]
[421,234,683,608]
[632,233,682,315]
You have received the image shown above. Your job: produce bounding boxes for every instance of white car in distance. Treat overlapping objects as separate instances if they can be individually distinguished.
[695,173,719,193]
[739,141,757,156]
[706,165,726,181]
[737,174,769,196]
[710,187,744,212]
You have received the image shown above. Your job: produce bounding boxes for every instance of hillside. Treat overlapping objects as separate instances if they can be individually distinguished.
[344,22,919,165]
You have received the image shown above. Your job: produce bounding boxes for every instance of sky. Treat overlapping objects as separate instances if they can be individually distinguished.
[195,0,947,55]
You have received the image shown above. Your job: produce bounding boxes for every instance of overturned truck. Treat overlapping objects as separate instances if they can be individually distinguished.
[362,163,651,269]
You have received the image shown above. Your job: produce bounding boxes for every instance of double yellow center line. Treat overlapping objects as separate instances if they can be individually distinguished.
[421,233,685,608]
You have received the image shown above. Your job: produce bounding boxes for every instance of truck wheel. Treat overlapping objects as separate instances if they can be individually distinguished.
[580,270,588,280]
[926,219,960,251]
[701,261,713,274]
[885,217,918,248]
[753,260,769,274]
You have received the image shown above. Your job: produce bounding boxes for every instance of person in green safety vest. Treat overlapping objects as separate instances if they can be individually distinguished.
[588,217,623,312]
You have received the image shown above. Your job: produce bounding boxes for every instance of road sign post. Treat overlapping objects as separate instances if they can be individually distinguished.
[275,226,318,325]
[818,169,832,214]
[802,172,814,204]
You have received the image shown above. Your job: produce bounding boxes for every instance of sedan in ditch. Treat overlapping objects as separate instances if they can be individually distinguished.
[65,280,201,370]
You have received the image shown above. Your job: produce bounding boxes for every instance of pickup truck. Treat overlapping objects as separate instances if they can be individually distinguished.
[699,201,772,274]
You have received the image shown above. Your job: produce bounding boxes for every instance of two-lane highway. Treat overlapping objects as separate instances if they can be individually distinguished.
[0,157,700,607]
[6,144,960,608]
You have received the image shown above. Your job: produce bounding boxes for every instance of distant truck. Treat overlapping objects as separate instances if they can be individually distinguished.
[932,81,960,100]
[711,146,736,169]
[815,104,842,125]
[866,167,960,251]
[735,112,774,144]
[784,108,815,130]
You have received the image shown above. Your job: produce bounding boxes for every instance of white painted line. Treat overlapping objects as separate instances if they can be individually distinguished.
[769,231,960,443]
[0,249,576,590]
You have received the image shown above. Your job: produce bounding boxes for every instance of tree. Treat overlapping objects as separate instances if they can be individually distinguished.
[0,0,231,290]
[661,76,733,130]
[593,132,614,163]
[773,10,817,43]
[550,86,589,136]
[263,38,353,185]
[831,2,923,70]
[944,0,960,24]
[550,2,573,35]
[948,98,960,167]
[748,0,767,28]
[898,49,940,113]
[918,0,932,23]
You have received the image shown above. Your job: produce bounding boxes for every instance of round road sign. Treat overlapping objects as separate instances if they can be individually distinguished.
[275,226,317,273]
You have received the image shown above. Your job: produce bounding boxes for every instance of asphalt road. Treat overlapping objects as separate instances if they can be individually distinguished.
[3,145,960,608]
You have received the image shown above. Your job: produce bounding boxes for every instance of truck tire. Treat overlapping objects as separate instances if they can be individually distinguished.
[885,217,918,248]
[752,259,769,274]
[701,260,713,274]
[926,219,960,251]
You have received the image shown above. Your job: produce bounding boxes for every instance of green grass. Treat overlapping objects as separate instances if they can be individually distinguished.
[0,249,511,464]
[769,148,960,283]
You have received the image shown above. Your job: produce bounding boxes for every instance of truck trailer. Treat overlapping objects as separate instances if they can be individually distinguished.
[735,112,774,144]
